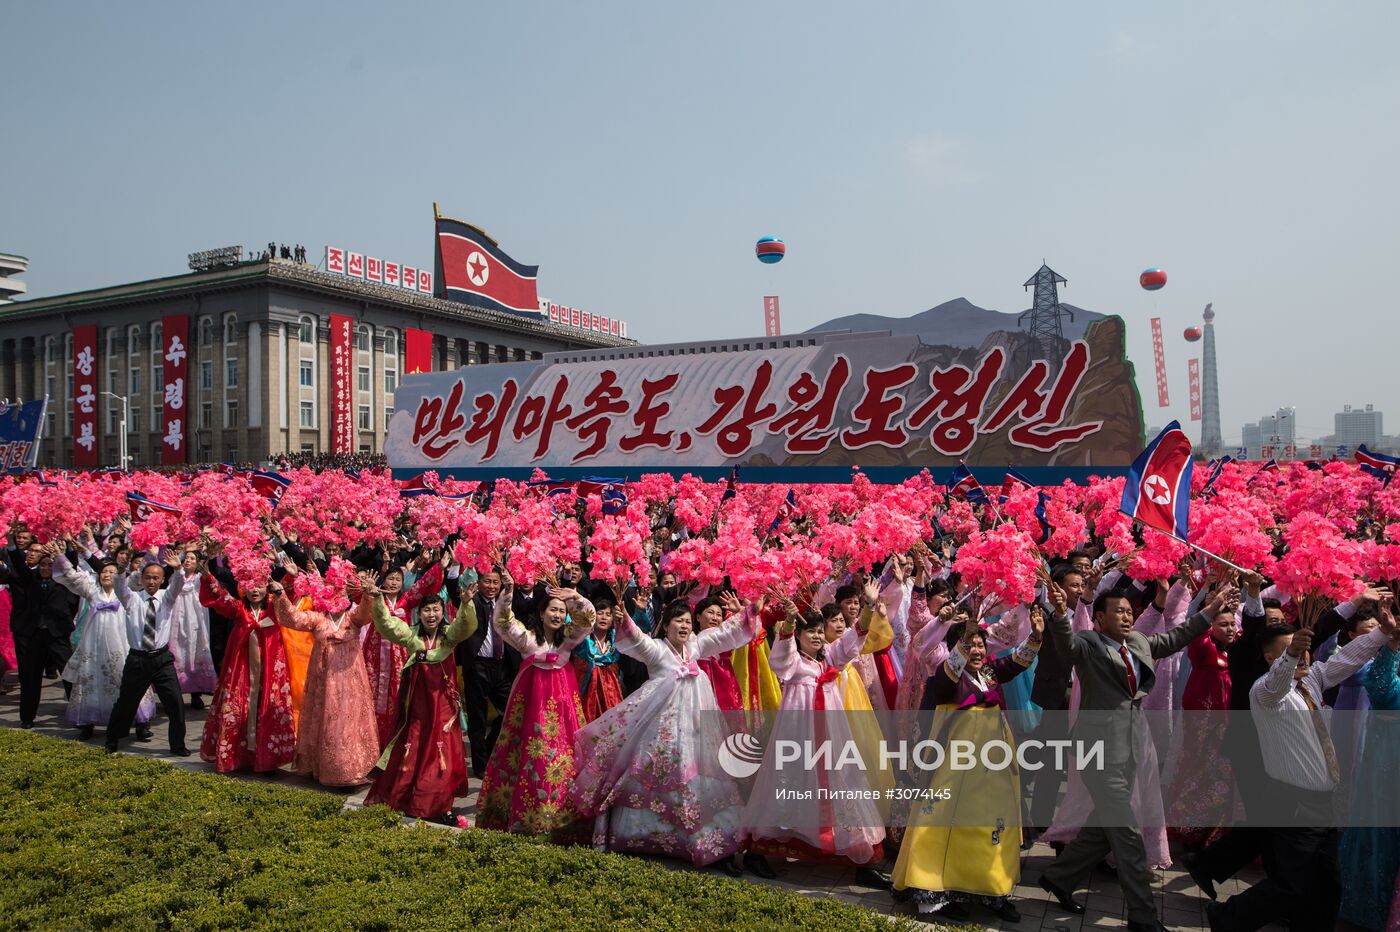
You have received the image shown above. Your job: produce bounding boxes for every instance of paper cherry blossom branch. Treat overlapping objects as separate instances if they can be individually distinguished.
[1126,516,1252,577]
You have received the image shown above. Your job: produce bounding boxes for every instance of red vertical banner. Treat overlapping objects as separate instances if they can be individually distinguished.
[405,328,433,374]
[764,296,781,337]
[330,314,353,453]
[161,314,189,464]
[72,324,99,467]
[1150,317,1169,407]
[1188,358,1202,421]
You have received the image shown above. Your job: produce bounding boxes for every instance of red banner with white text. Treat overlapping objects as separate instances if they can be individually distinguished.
[72,325,99,467]
[330,314,354,454]
[1150,317,1169,407]
[405,328,433,375]
[1188,358,1202,421]
[160,314,189,464]
[763,296,782,337]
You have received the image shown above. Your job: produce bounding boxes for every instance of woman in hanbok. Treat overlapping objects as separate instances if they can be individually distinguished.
[476,574,594,840]
[893,609,1043,925]
[690,595,744,726]
[363,585,477,822]
[1164,608,1236,850]
[362,553,445,748]
[197,569,296,774]
[572,595,625,723]
[267,568,379,787]
[822,602,896,809]
[571,591,762,869]
[1340,604,1400,931]
[166,549,217,706]
[738,582,887,882]
[49,545,155,739]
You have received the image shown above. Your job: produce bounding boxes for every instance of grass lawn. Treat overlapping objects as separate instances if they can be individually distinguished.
[0,730,930,930]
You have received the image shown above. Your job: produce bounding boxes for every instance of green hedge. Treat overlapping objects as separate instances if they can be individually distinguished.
[0,731,928,930]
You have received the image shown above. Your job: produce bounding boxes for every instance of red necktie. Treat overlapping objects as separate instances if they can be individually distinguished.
[1119,645,1138,695]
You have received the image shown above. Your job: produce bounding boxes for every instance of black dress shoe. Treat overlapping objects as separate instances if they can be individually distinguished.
[995,899,1022,923]
[934,903,971,923]
[855,866,892,890]
[135,725,154,742]
[104,743,119,754]
[19,720,33,729]
[1205,900,1226,932]
[78,724,94,740]
[1126,920,1169,932]
[1182,850,1217,901]
[189,694,205,710]
[743,852,777,879]
[721,856,743,877]
[1037,875,1085,914]
[170,746,193,757]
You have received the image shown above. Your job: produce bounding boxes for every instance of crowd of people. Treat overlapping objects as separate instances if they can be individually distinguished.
[0,459,1397,932]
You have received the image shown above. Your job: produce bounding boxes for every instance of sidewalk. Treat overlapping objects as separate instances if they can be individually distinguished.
[2,676,1293,931]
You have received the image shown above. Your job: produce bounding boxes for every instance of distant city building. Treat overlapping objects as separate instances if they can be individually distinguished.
[1335,404,1383,450]
[0,253,27,304]
[1241,407,1296,459]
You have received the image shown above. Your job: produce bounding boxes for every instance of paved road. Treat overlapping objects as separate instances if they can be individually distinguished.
[2,675,1299,931]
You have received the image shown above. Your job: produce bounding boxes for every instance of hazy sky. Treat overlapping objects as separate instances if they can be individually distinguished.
[5,2,1397,445]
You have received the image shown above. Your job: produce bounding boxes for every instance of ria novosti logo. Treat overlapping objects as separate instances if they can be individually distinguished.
[717,733,765,779]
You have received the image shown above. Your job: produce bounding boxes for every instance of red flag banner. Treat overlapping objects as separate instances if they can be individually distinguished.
[1188,358,1202,422]
[405,328,433,375]
[72,324,99,467]
[1150,317,1169,407]
[330,314,354,454]
[763,296,781,337]
[161,314,189,464]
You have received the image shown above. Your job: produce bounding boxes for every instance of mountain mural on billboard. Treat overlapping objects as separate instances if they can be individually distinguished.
[808,297,1107,348]
[803,297,1144,468]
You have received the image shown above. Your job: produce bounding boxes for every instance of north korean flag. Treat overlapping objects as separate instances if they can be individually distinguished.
[1199,455,1233,500]
[435,216,540,315]
[1000,467,1037,500]
[249,470,291,502]
[398,474,437,498]
[127,492,182,522]
[945,464,988,504]
[1356,445,1398,484]
[1120,421,1193,540]
[768,489,798,533]
[1247,459,1280,486]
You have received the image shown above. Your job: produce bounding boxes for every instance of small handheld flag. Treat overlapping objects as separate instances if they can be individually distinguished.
[1356,445,1398,485]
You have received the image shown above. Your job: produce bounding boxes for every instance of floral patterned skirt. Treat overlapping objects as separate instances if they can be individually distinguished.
[476,664,587,841]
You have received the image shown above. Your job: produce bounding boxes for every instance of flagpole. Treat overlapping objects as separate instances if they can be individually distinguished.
[1125,513,1251,575]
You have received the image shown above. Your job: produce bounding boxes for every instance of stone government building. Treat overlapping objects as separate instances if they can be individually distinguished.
[0,256,630,467]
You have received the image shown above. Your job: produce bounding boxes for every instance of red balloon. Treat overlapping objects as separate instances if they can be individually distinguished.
[1183,327,1202,342]
[1140,268,1168,290]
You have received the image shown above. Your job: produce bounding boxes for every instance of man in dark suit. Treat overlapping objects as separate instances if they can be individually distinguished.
[3,541,79,728]
[454,569,521,777]
[1025,563,1087,838]
[1038,581,1227,932]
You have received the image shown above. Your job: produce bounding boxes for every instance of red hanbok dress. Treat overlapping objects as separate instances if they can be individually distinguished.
[198,576,296,774]
[1165,629,1235,848]
[362,563,443,749]
[364,594,478,819]
[572,629,625,723]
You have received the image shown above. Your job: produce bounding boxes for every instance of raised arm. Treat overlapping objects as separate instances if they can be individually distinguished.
[612,609,671,668]
[1313,628,1387,693]
[270,593,321,633]
[368,592,421,651]
[443,596,479,647]
[50,551,103,603]
[198,571,243,618]
[560,596,597,653]
[695,600,763,659]
[827,615,870,670]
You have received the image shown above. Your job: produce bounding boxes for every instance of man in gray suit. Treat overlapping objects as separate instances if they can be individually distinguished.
[1037,580,1233,931]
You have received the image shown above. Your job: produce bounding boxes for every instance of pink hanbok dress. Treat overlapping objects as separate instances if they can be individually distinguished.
[272,594,379,787]
[476,598,594,840]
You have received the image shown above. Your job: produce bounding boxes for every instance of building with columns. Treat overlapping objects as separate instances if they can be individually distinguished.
[0,257,630,467]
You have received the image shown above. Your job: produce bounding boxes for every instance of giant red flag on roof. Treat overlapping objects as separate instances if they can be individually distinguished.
[434,210,540,315]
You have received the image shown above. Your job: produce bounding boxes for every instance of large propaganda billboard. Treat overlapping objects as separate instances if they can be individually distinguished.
[388,315,1144,483]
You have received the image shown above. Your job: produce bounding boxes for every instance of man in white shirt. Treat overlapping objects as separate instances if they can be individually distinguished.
[1207,605,1394,932]
[105,552,192,756]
